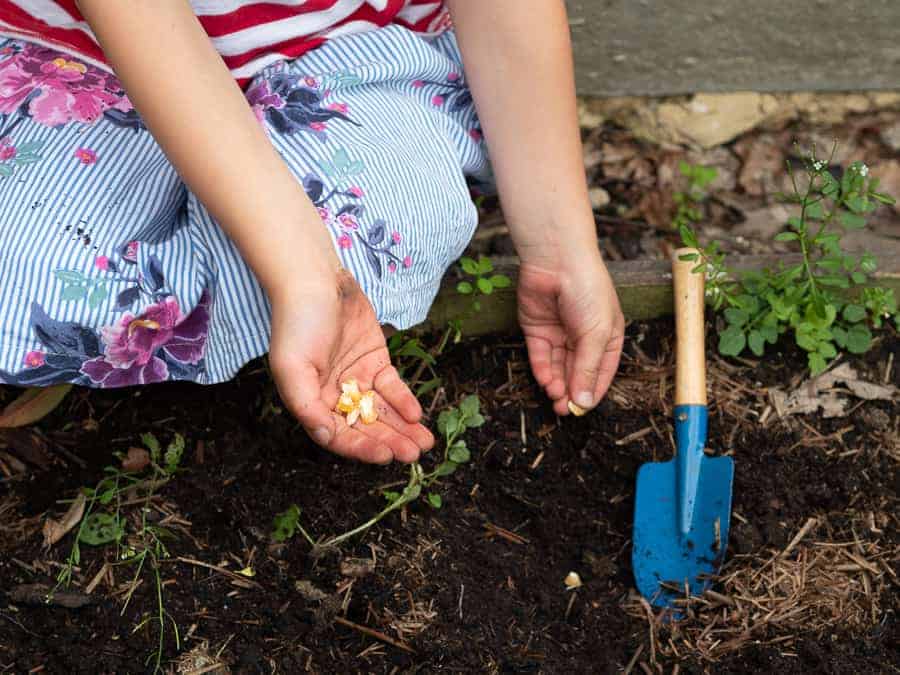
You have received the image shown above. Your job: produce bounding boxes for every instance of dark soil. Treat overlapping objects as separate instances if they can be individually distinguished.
[1,320,898,674]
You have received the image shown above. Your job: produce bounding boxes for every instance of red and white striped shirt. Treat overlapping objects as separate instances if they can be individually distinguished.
[0,0,450,87]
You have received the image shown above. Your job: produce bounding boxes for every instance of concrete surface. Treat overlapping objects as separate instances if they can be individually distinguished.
[567,0,900,96]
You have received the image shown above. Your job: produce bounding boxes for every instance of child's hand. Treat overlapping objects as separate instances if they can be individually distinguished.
[268,270,434,463]
[517,252,625,416]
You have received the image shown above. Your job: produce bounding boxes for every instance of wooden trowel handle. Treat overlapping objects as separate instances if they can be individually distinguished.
[672,248,707,406]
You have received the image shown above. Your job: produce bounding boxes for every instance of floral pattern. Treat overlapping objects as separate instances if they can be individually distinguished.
[246,71,359,141]
[301,148,413,278]
[0,246,209,388]
[412,70,482,141]
[0,40,145,178]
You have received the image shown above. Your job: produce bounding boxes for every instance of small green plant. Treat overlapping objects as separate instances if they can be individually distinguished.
[680,147,897,374]
[271,503,313,544]
[55,433,185,673]
[388,332,443,397]
[672,161,718,231]
[302,395,484,549]
[456,256,511,312]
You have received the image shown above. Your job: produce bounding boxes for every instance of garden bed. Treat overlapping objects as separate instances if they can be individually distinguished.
[1,318,896,673]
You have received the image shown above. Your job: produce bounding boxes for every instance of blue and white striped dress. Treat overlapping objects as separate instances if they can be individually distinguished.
[0,26,490,387]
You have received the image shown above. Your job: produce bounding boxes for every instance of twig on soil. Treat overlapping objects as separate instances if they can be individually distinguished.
[483,522,529,545]
[333,616,415,654]
[168,557,261,589]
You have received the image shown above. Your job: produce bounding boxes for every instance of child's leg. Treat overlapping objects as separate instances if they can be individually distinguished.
[0,39,207,388]
[185,25,490,380]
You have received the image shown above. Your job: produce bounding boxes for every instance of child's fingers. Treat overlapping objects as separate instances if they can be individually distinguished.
[525,335,553,387]
[277,360,337,449]
[566,327,608,411]
[548,345,567,400]
[374,365,422,424]
[593,332,624,403]
[329,424,394,464]
[374,399,435,451]
[354,420,421,463]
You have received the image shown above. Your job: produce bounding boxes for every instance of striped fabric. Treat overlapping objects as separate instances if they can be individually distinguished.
[0,0,450,87]
[0,26,490,388]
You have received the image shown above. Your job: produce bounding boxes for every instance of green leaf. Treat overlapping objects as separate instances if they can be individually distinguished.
[473,300,482,312]
[449,442,471,464]
[476,277,493,295]
[427,493,442,509]
[748,330,765,357]
[850,271,866,284]
[723,308,749,327]
[456,281,473,294]
[787,216,802,230]
[818,341,837,359]
[88,283,108,309]
[489,274,511,289]
[871,191,896,205]
[718,326,746,357]
[678,253,699,262]
[434,461,458,477]
[98,487,116,505]
[466,413,485,428]
[79,513,124,546]
[415,377,442,398]
[808,352,827,375]
[831,326,848,349]
[845,324,872,354]
[859,254,877,274]
[460,394,480,417]
[477,256,494,274]
[818,275,849,288]
[460,257,479,275]
[401,483,421,502]
[60,284,88,301]
[54,270,86,283]
[383,491,401,503]
[396,339,434,364]
[271,504,301,542]
[141,432,161,463]
[838,211,866,229]
[437,409,461,438]
[842,304,866,323]
[774,232,799,242]
[760,324,779,344]
[164,434,184,474]
[805,202,825,219]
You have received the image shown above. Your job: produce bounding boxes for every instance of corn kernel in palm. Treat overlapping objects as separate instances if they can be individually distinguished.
[336,392,357,414]
[341,378,362,404]
[359,390,377,425]
[345,407,360,427]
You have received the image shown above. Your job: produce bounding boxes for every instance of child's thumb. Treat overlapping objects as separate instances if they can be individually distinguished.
[277,360,335,447]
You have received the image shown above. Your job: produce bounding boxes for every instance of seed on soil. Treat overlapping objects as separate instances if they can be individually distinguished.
[564,571,582,589]
[567,400,588,416]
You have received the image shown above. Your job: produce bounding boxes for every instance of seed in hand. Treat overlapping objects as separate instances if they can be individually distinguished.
[567,400,588,416]
[336,378,378,426]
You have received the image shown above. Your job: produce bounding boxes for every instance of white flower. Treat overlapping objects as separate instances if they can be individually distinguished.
[813,160,826,171]
[859,164,869,176]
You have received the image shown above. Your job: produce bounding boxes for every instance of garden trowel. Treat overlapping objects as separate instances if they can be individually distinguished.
[632,248,734,608]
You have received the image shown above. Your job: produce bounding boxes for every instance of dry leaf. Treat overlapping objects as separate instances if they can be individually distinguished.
[770,363,897,419]
[42,492,86,548]
[121,446,150,473]
[0,384,72,428]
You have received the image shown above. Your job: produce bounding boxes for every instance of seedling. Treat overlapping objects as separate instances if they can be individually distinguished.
[680,146,897,374]
[456,256,511,313]
[54,432,186,673]
[299,395,484,549]
[672,161,718,232]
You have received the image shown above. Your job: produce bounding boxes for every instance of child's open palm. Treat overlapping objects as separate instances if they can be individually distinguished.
[268,270,434,463]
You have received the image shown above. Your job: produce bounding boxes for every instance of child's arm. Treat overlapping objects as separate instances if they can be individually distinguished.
[448,0,625,415]
[75,0,432,461]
